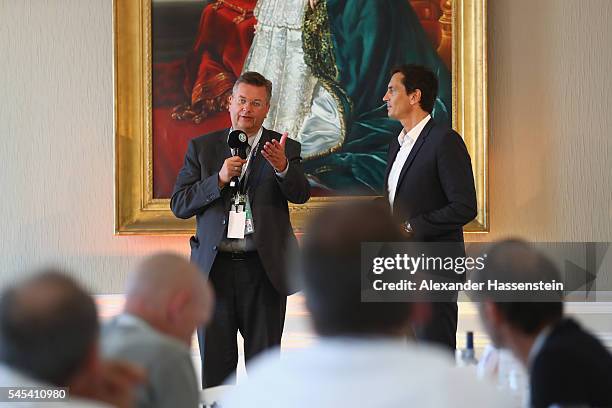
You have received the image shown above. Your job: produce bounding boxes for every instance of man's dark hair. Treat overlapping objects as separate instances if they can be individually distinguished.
[233,71,273,103]
[0,271,99,386]
[475,240,564,334]
[299,201,413,336]
[391,64,438,113]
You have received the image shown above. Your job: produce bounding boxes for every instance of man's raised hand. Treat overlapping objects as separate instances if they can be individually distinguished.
[262,132,289,172]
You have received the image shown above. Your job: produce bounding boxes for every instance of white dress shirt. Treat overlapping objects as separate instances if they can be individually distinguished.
[220,336,514,408]
[387,114,431,209]
[244,127,263,178]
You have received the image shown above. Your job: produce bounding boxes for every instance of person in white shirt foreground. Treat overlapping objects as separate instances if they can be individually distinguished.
[221,201,512,408]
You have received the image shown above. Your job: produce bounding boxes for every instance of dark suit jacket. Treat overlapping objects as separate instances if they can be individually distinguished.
[171,127,310,295]
[384,118,477,243]
[530,318,612,408]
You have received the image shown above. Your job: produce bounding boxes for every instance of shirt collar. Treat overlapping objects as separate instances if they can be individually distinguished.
[114,313,190,352]
[398,114,431,147]
[527,324,553,370]
[115,312,153,331]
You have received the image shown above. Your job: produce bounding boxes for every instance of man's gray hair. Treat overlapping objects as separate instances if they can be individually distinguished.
[232,71,272,103]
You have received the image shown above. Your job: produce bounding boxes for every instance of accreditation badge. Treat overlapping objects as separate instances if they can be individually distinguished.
[227,193,247,239]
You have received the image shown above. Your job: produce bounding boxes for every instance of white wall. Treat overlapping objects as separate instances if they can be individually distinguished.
[486,0,612,242]
[0,0,188,293]
[0,0,610,294]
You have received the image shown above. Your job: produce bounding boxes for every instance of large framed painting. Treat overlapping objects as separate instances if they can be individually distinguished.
[114,0,488,234]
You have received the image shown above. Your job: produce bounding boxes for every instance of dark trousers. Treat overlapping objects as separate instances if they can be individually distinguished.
[414,301,458,351]
[198,252,286,388]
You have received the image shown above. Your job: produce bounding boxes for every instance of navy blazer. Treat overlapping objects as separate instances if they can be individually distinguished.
[530,318,612,408]
[384,118,477,242]
[171,127,310,295]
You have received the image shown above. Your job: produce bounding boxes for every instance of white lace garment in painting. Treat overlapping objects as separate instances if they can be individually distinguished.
[242,0,343,159]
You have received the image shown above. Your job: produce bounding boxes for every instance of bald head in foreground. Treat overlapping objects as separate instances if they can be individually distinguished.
[102,253,213,408]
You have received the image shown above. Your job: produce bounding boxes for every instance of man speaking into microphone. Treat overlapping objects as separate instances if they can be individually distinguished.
[171,71,310,387]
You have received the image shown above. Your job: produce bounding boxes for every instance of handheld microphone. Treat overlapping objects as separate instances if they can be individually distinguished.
[227,130,249,188]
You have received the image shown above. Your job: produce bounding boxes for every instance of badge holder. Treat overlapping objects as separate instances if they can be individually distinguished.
[227,193,247,239]
[227,142,257,239]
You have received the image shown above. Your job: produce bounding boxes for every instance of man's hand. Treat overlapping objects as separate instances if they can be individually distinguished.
[262,132,288,172]
[70,360,145,408]
[309,0,319,10]
[401,221,415,239]
[95,361,145,408]
[219,156,247,187]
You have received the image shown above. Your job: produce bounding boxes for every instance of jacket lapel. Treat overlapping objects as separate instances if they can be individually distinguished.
[215,129,232,169]
[214,129,232,207]
[394,118,435,192]
[385,141,401,185]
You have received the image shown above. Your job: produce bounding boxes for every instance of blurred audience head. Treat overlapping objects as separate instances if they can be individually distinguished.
[124,252,213,344]
[0,270,99,386]
[299,200,428,337]
[474,239,563,348]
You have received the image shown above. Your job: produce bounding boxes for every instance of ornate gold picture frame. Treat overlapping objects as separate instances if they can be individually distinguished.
[114,0,487,235]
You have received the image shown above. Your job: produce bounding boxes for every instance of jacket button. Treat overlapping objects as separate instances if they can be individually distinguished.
[212,246,217,251]
[221,219,226,225]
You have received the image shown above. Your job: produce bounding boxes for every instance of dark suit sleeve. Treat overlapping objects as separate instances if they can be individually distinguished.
[275,140,311,204]
[530,350,588,408]
[410,131,477,235]
[170,140,223,219]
